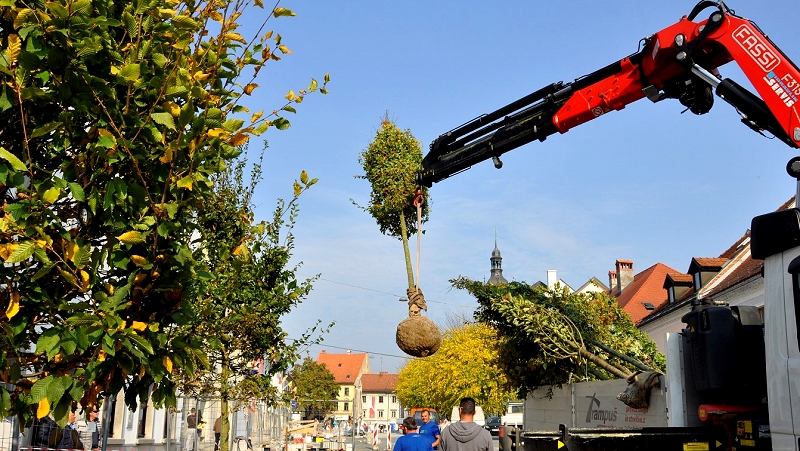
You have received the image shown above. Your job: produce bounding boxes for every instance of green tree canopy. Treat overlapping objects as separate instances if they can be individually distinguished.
[394,323,515,416]
[452,278,665,398]
[0,0,327,425]
[355,118,429,288]
[291,357,339,420]
[179,155,327,451]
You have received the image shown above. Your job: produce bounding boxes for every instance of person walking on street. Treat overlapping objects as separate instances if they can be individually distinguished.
[440,398,491,451]
[394,417,434,451]
[419,410,441,450]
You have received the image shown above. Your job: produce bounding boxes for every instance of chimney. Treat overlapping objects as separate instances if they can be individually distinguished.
[608,270,618,293]
[616,260,634,293]
[546,270,557,288]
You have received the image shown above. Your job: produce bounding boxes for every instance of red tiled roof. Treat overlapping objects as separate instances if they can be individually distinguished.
[664,273,693,285]
[690,257,728,271]
[703,197,794,296]
[718,230,750,259]
[612,262,678,324]
[361,372,398,392]
[664,272,696,303]
[640,198,794,325]
[317,352,368,384]
[705,257,762,297]
[700,230,762,299]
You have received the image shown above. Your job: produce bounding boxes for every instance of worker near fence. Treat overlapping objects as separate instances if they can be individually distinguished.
[394,417,434,451]
[440,398,491,451]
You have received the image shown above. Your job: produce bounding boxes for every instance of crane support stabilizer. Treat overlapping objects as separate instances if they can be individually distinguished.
[418,1,800,187]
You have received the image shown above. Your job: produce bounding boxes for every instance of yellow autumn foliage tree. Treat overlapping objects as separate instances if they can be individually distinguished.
[394,323,515,416]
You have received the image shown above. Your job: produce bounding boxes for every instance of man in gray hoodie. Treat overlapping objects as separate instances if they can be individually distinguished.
[440,398,492,451]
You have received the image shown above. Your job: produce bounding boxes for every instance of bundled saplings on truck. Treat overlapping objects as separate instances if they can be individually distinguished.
[417,2,800,449]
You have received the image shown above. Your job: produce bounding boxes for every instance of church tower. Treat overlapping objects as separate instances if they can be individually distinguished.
[488,237,508,284]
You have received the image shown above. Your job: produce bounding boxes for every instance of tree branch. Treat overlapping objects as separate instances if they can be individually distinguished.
[578,346,632,379]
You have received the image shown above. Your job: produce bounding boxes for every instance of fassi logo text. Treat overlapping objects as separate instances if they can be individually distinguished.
[732,24,780,72]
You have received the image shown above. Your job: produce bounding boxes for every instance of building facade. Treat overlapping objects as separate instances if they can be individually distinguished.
[316,351,370,422]
[360,372,402,426]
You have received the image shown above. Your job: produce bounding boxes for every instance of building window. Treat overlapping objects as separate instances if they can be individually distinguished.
[362,396,366,403]
[378,410,384,418]
[344,402,349,412]
[391,396,396,404]
[391,410,396,418]
[344,387,350,396]
[693,272,702,290]
[667,287,675,304]
[378,396,384,403]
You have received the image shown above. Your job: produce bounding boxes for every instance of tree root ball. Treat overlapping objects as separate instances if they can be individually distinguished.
[396,316,442,357]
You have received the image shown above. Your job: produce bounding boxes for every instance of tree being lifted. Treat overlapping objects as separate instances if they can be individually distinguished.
[452,278,666,402]
[355,117,441,357]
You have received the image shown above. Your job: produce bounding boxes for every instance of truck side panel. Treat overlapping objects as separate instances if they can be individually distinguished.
[768,248,800,451]
[523,379,668,431]
[666,333,688,427]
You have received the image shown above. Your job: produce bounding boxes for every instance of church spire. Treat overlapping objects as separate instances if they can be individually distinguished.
[488,233,508,284]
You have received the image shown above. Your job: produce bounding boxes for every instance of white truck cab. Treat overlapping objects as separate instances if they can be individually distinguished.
[753,208,800,451]
[501,402,523,428]
[451,405,485,427]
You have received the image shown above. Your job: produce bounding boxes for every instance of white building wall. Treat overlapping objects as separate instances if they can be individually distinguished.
[361,391,402,426]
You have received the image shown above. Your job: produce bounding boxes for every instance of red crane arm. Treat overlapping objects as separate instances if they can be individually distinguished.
[419,2,800,187]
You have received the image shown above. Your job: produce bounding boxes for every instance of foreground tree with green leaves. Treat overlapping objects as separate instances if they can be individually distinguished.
[394,323,515,416]
[290,357,339,420]
[0,0,327,425]
[453,278,665,398]
[178,156,327,451]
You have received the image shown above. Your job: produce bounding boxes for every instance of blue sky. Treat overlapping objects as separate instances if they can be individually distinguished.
[239,1,800,372]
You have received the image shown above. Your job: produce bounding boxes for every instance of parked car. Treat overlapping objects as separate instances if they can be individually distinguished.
[484,416,501,436]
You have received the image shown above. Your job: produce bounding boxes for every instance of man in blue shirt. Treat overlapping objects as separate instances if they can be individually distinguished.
[394,417,434,451]
[419,410,441,450]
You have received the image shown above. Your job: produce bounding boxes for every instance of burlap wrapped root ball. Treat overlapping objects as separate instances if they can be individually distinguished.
[396,315,442,357]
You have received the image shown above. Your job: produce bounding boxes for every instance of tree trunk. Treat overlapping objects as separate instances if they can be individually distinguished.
[578,346,633,379]
[220,399,229,451]
[399,210,414,289]
[220,349,231,451]
[588,339,656,372]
